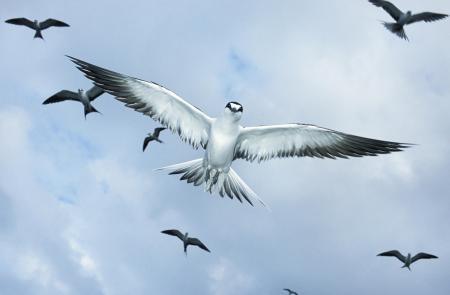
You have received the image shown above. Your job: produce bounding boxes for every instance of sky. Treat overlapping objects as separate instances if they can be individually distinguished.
[1,0,450,294]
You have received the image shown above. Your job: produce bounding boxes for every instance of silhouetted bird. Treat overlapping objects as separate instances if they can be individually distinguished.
[161,229,210,254]
[5,18,69,39]
[368,0,448,40]
[43,85,104,118]
[377,250,438,270]
[283,288,298,295]
[143,127,166,151]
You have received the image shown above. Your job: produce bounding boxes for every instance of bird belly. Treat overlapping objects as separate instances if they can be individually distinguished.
[205,127,238,172]
[398,14,408,25]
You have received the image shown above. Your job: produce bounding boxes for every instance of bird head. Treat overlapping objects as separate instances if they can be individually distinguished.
[406,10,412,16]
[224,101,243,121]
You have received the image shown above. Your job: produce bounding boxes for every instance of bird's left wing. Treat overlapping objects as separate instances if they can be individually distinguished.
[143,137,152,152]
[234,123,410,163]
[40,18,70,29]
[407,12,448,24]
[5,18,36,29]
[368,0,403,21]
[187,238,210,252]
[86,85,105,101]
[411,252,438,263]
[68,56,212,149]
[161,229,184,240]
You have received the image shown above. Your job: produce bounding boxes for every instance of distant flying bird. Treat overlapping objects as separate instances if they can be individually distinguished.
[5,18,69,39]
[143,127,166,151]
[368,0,448,41]
[161,229,210,254]
[283,288,298,295]
[377,250,438,270]
[43,85,104,118]
[68,56,412,207]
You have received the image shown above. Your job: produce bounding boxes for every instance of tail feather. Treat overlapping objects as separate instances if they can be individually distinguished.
[382,22,409,41]
[34,30,43,39]
[84,104,100,117]
[156,159,267,207]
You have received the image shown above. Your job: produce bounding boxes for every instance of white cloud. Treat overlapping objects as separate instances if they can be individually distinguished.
[208,258,255,295]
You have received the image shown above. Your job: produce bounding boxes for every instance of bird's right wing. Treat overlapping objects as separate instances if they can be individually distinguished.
[153,127,167,138]
[5,18,36,29]
[161,229,184,240]
[68,56,212,149]
[407,12,448,24]
[187,238,210,252]
[86,85,105,101]
[40,18,70,29]
[43,90,78,104]
[411,252,438,263]
[368,0,403,21]
[377,250,406,263]
[234,123,410,163]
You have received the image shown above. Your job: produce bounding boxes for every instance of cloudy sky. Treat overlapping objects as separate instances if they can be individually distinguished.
[1,0,450,294]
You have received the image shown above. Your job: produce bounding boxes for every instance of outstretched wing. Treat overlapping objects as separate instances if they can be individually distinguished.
[407,12,448,24]
[5,18,36,29]
[283,289,297,295]
[40,18,70,29]
[43,90,78,104]
[368,0,403,21]
[234,123,410,163]
[161,229,184,241]
[86,85,105,101]
[68,56,212,149]
[153,127,167,137]
[411,252,438,263]
[142,136,152,152]
[187,238,210,252]
[377,250,407,263]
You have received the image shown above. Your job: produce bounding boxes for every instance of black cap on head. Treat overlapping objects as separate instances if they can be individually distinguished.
[225,101,243,113]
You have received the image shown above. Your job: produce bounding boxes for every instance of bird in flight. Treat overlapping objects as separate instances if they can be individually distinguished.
[68,56,411,207]
[368,0,448,41]
[143,127,166,151]
[5,18,69,39]
[377,250,438,270]
[43,85,104,118]
[283,288,298,295]
[161,229,210,255]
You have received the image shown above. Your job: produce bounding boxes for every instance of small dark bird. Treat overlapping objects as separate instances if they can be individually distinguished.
[283,288,298,295]
[161,229,210,255]
[377,250,438,270]
[5,18,69,39]
[368,0,448,41]
[43,85,104,118]
[142,127,166,151]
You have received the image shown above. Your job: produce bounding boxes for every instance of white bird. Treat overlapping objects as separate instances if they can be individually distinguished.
[5,18,69,39]
[368,0,448,41]
[377,250,438,270]
[43,85,104,118]
[161,229,210,254]
[68,56,411,206]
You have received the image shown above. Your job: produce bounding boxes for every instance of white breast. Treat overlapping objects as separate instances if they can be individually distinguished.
[206,118,240,170]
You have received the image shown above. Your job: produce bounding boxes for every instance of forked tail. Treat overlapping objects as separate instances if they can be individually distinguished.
[34,30,43,39]
[84,104,100,118]
[156,159,267,207]
[382,22,409,41]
